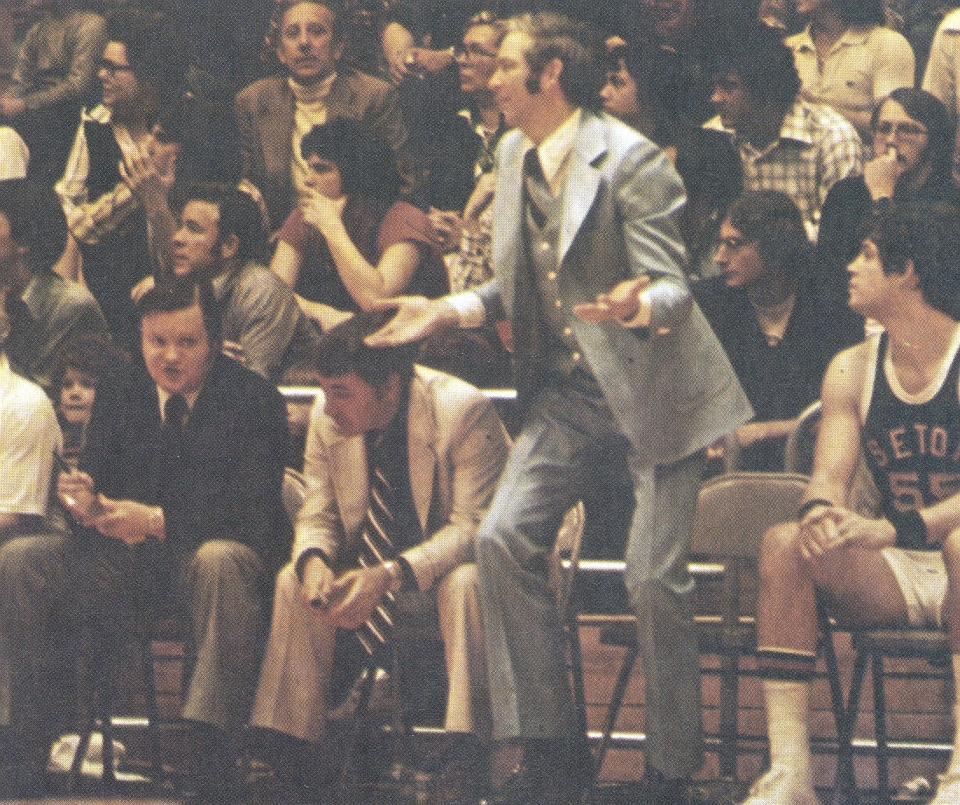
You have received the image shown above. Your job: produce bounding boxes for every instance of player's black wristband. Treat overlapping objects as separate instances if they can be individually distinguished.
[889,509,929,550]
[796,498,833,521]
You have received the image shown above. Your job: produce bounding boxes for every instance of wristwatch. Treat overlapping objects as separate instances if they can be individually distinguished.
[383,559,404,594]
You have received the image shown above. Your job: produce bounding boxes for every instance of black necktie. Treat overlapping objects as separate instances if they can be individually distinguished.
[164,394,188,441]
[523,147,544,182]
[354,437,401,657]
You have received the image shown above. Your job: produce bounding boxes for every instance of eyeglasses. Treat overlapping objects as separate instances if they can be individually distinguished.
[873,121,928,139]
[97,58,134,77]
[454,43,498,61]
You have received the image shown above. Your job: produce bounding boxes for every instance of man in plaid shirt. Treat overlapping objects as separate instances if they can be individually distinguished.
[705,23,864,240]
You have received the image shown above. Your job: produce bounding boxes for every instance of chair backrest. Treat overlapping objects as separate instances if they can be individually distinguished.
[692,471,808,560]
[282,467,307,526]
[549,501,587,618]
[783,399,881,517]
[783,400,822,475]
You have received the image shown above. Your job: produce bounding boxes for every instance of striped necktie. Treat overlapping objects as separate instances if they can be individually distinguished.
[354,440,401,657]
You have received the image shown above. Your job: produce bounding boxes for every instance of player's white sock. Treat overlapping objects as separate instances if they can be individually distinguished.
[763,679,813,782]
[945,655,960,777]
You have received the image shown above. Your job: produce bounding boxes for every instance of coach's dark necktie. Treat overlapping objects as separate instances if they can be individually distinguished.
[524,147,549,229]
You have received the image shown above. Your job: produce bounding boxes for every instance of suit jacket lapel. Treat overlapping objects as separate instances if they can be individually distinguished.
[558,113,608,265]
[325,73,354,121]
[263,80,295,178]
[491,140,526,316]
[406,373,435,533]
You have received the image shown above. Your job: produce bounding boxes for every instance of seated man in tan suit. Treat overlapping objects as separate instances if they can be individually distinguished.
[250,310,510,801]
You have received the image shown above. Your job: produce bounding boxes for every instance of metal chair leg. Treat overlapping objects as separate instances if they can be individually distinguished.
[872,655,889,804]
[833,650,870,805]
[820,626,855,804]
[336,663,377,804]
[593,642,639,781]
[718,651,740,780]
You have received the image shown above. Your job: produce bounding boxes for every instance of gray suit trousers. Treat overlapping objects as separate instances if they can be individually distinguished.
[475,380,705,777]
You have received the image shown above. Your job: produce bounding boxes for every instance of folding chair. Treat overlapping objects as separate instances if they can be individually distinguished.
[337,501,587,802]
[70,468,307,791]
[591,472,847,784]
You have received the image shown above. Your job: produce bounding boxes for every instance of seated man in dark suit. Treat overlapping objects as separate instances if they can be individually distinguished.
[0,279,290,799]
[249,310,510,802]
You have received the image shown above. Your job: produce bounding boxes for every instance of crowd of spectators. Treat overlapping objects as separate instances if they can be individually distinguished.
[4,0,960,802]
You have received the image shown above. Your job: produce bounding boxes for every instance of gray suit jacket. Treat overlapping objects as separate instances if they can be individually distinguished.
[479,111,753,465]
[293,367,510,592]
[235,70,414,228]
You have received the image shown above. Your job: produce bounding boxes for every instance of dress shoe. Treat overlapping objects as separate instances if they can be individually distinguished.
[481,741,588,805]
[739,766,818,805]
[644,766,692,804]
[420,734,488,804]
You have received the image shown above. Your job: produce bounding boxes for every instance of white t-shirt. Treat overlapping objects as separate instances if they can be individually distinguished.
[0,126,29,181]
[0,353,61,517]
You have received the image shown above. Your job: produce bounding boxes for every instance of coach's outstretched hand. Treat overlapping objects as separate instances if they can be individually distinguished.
[364,296,460,347]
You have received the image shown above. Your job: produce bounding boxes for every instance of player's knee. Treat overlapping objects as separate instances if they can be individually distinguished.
[943,527,960,566]
[759,522,802,577]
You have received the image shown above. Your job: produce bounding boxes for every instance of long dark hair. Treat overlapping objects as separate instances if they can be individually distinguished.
[299,119,402,203]
[870,88,954,182]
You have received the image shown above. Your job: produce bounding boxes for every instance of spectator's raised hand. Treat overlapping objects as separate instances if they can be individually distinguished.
[382,21,415,83]
[428,208,463,253]
[119,140,174,214]
[301,191,348,236]
[863,147,902,202]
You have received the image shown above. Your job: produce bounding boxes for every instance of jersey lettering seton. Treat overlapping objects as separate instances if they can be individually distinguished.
[861,331,960,548]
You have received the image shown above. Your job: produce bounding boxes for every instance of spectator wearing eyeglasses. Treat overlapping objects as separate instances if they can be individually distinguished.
[817,88,958,320]
[694,191,862,471]
[416,11,514,387]
[54,6,183,352]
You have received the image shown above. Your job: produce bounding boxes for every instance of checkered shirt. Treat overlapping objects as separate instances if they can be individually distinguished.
[705,99,864,238]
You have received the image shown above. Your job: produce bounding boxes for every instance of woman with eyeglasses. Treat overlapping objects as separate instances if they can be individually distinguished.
[785,0,914,139]
[817,87,957,312]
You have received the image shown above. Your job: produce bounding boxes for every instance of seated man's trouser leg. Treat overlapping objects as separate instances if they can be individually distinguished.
[251,564,337,744]
[0,534,269,740]
[251,562,489,743]
[475,382,704,776]
[0,534,71,744]
[177,539,270,732]
[435,563,489,738]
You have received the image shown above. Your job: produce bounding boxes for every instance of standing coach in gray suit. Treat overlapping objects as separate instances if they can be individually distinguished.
[368,13,753,804]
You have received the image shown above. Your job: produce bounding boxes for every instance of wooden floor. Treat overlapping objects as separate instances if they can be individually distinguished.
[3,624,951,803]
